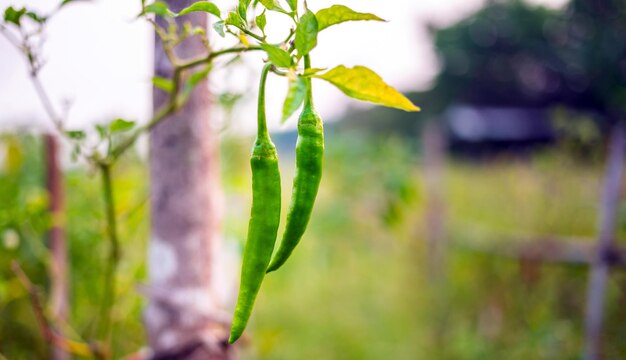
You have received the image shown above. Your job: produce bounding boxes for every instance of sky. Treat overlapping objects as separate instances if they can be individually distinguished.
[0,0,568,135]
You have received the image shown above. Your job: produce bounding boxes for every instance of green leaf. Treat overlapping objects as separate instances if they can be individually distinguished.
[152,76,174,93]
[286,0,297,12]
[314,66,420,112]
[178,1,221,18]
[25,11,46,24]
[295,10,318,57]
[213,20,226,37]
[70,144,81,162]
[142,2,176,17]
[225,11,244,28]
[186,66,211,89]
[259,0,285,12]
[282,76,306,123]
[179,66,212,105]
[256,11,267,34]
[4,6,26,26]
[237,0,251,21]
[95,124,108,139]
[109,119,136,133]
[60,0,89,8]
[3,7,46,25]
[65,130,86,140]
[315,5,385,31]
[261,44,292,68]
[218,92,243,110]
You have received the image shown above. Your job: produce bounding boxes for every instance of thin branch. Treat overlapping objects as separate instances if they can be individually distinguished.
[0,24,23,49]
[108,44,264,161]
[2,23,65,136]
[270,66,288,77]
[110,41,256,161]
[282,27,295,45]
[240,28,265,42]
[12,261,54,344]
[11,261,95,358]
[109,67,181,161]
[178,46,263,71]
[148,19,180,65]
[30,74,64,130]
[97,163,120,344]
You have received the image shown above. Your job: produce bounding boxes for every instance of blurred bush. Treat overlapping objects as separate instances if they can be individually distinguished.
[2,129,626,358]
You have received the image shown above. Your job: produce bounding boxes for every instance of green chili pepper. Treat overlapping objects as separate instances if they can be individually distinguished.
[229,63,281,344]
[266,55,324,273]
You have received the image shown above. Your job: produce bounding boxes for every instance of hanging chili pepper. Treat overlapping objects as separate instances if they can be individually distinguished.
[229,63,282,344]
[267,54,324,273]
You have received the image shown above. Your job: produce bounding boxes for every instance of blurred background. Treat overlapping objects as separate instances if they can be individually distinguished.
[2,0,626,359]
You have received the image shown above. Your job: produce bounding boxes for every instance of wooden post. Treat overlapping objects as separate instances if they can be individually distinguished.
[44,134,68,360]
[583,123,625,360]
[423,122,447,279]
[145,2,230,359]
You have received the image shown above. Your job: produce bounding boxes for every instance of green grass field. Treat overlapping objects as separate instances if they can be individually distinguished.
[1,133,624,359]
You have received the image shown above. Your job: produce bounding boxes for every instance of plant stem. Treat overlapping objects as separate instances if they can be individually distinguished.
[304,54,313,107]
[98,163,120,345]
[178,46,263,71]
[109,67,181,160]
[30,74,64,130]
[11,261,95,358]
[241,28,265,42]
[0,24,23,49]
[110,44,263,161]
[257,63,272,139]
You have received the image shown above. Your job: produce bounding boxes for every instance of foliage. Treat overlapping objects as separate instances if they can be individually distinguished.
[431,0,626,120]
[0,0,419,353]
[0,136,149,358]
[0,136,49,358]
[3,0,625,358]
[2,130,626,358]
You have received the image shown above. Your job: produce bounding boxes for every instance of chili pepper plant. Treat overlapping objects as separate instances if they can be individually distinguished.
[0,0,420,354]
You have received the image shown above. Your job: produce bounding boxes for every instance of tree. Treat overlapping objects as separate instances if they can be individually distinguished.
[431,0,626,120]
[144,1,230,358]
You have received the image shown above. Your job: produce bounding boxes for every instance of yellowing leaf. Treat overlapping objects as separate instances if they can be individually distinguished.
[316,5,385,31]
[314,66,420,112]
